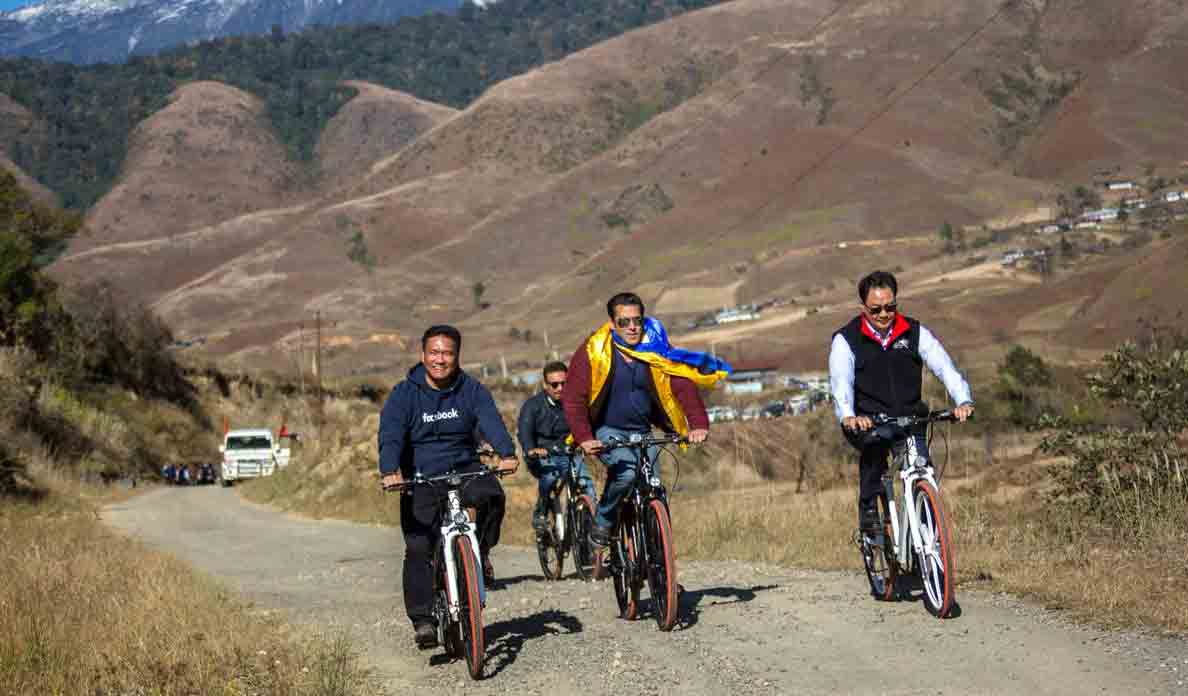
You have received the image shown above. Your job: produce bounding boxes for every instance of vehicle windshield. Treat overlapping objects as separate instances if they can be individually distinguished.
[226,436,273,450]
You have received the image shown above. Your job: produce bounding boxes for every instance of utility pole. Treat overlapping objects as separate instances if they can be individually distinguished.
[314,311,324,441]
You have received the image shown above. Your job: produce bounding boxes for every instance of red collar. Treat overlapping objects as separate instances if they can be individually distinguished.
[860,313,910,349]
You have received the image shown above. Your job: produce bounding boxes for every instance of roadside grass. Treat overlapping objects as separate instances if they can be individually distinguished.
[0,473,377,696]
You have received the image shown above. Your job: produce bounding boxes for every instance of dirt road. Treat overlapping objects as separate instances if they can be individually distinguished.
[104,487,1185,695]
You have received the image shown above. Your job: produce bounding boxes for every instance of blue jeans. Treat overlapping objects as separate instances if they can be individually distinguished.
[593,425,660,529]
[531,454,596,505]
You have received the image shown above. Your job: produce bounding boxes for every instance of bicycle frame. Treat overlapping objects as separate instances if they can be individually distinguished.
[438,484,486,620]
[882,436,940,572]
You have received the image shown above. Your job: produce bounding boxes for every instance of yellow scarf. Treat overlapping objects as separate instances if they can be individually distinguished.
[585,321,721,437]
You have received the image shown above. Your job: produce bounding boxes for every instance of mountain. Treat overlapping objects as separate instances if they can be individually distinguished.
[0,0,460,64]
[47,0,1188,374]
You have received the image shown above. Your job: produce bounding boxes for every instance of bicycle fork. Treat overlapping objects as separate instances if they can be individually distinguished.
[440,489,486,621]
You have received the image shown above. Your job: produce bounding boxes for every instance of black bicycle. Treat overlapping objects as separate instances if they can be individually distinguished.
[533,443,600,581]
[599,433,684,631]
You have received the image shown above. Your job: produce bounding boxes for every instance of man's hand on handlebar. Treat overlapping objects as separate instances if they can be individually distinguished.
[687,428,709,444]
[527,447,549,459]
[843,415,874,432]
[953,403,975,423]
[579,439,604,456]
[381,472,404,491]
[495,456,519,475]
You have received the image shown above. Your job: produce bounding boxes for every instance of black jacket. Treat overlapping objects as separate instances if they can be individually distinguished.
[377,364,516,477]
[834,314,926,418]
[516,390,570,454]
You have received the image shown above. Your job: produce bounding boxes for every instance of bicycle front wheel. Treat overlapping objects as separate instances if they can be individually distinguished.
[912,480,956,618]
[536,495,564,581]
[452,536,485,679]
[572,494,599,581]
[612,508,640,620]
[644,498,679,631]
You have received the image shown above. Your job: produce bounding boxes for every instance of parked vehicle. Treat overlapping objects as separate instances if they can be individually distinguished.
[740,405,762,421]
[761,401,786,419]
[706,405,738,423]
[219,429,291,486]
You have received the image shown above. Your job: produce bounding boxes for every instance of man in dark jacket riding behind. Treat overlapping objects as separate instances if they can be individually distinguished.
[378,325,518,649]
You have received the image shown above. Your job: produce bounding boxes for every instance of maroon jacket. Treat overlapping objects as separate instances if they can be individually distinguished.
[562,341,709,444]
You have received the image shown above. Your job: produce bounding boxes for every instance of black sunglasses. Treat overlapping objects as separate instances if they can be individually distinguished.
[864,303,898,316]
[615,316,645,328]
[546,380,566,388]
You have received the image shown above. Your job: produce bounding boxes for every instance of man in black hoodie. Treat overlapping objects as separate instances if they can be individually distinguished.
[378,325,519,649]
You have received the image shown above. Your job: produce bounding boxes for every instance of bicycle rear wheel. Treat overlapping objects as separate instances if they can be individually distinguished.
[612,508,640,620]
[912,480,955,618]
[644,498,679,631]
[452,536,485,679]
[572,494,598,581]
[859,495,897,601]
[536,495,564,581]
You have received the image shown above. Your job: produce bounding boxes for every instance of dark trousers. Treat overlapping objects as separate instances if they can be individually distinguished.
[399,467,505,625]
[843,426,929,510]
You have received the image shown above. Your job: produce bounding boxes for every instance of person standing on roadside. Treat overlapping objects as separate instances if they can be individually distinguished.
[378,325,519,649]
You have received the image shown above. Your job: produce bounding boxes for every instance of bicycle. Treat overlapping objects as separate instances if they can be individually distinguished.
[598,433,684,631]
[855,409,964,618]
[384,461,507,680]
[533,443,600,581]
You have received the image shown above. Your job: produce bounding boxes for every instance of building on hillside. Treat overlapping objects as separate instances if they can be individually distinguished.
[1106,181,1136,191]
[1121,197,1147,210]
[1038,223,1062,235]
[725,360,780,394]
[1165,191,1183,203]
[715,307,760,324]
[1081,207,1119,222]
[1075,220,1100,230]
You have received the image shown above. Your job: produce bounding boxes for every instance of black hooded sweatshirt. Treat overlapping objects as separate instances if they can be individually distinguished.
[378,364,516,477]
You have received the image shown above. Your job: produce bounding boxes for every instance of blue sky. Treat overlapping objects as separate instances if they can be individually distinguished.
[0,0,33,12]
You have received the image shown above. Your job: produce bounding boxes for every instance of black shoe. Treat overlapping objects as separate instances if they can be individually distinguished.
[413,622,438,650]
[482,553,495,586]
[859,502,881,533]
[532,506,549,533]
[589,522,612,548]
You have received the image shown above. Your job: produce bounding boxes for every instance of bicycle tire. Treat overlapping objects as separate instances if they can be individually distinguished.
[612,508,640,620]
[452,536,485,679]
[644,499,679,631]
[912,480,955,618]
[859,494,898,601]
[536,495,564,581]
[572,495,598,581]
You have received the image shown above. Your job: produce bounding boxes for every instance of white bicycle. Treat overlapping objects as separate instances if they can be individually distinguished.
[385,464,504,679]
[856,410,963,618]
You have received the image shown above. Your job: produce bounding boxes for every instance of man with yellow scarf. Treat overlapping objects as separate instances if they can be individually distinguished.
[561,292,730,547]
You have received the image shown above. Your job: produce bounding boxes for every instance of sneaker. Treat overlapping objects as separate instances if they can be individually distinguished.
[482,552,495,586]
[413,622,438,650]
[532,505,549,533]
[589,522,612,549]
[859,502,881,533]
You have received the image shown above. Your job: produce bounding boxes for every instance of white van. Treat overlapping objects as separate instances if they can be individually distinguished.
[218,429,291,485]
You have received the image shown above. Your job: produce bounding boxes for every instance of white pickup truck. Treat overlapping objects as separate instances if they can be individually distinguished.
[218,428,291,486]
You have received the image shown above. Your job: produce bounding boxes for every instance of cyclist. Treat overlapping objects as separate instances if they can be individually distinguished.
[562,292,729,548]
[378,325,519,649]
[828,270,974,533]
[517,361,597,533]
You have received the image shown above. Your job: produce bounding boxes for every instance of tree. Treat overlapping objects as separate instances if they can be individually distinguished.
[472,280,486,310]
[938,221,954,242]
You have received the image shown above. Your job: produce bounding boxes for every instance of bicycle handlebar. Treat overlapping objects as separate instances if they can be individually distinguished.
[870,409,968,428]
[600,433,688,449]
[382,447,514,492]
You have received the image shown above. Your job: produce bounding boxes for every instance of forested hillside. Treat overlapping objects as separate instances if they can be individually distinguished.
[0,0,725,209]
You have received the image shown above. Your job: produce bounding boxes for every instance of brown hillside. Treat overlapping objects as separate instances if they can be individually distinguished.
[48,0,1188,374]
[315,81,457,189]
[77,82,300,251]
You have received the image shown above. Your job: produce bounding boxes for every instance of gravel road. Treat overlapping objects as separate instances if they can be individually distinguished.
[104,487,1186,695]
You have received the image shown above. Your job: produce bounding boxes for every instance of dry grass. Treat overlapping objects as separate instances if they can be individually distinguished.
[0,476,377,695]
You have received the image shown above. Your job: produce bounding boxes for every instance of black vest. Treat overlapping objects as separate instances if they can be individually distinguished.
[835,315,926,417]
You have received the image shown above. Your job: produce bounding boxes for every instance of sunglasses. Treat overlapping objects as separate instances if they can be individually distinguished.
[546,380,566,389]
[615,316,645,329]
[864,303,898,316]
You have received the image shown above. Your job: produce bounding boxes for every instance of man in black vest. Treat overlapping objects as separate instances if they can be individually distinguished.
[828,271,974,531]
